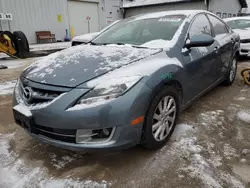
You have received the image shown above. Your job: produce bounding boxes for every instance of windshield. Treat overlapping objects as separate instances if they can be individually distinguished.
[226,19,250,29]
[92,15,186,46]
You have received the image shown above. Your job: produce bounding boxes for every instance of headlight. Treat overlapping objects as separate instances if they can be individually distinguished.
[76,76,142,105]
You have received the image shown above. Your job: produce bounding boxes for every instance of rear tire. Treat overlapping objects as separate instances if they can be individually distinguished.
[141,86,180,150]
[13,31,29,52]
[222,56,238,86]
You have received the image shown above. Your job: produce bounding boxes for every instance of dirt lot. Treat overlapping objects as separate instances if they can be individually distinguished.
[0,58,250,188]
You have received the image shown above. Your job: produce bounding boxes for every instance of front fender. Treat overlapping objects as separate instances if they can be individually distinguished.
[140,64,185,106]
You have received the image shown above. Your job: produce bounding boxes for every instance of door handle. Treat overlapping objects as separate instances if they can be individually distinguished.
[214,46,219,53]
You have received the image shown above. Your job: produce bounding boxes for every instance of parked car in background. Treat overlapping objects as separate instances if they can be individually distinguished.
[13,10,240,152]
[224,17,250,56]
[71,20,120,46]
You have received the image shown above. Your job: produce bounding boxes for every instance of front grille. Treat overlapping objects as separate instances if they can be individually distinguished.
[32,124,76,143]
[19,80,64,105]
[241,49,249,53]
[240,39,250,43]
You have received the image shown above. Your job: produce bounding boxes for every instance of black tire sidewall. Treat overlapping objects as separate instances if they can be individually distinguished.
[223,56,238,86]
[141,86,180,149]
[13,31,29,52]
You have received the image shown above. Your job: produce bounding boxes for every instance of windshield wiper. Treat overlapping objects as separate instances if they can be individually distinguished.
[100,42,126,45]
[90,42,150,49]
[89,41,98,45]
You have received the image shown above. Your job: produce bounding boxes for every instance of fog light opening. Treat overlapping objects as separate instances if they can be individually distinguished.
[92,128,113,139]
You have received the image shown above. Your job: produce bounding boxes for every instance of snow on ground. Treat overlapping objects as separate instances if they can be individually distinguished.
[29,42,71,52]
[0,53,9,59]
[237,110,250,123]
[223,144,239,159]
[0,59,27,69]
[130,121,243,188]
[0,134,108,188]
[49,153,80,170]
[235,96,247,101]
[198,110,225,128]
[0,80,16,95]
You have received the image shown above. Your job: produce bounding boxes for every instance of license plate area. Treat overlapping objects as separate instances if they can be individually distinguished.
[13,109,33,132]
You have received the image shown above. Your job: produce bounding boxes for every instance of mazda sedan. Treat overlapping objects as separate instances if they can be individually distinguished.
[13,10,239,151]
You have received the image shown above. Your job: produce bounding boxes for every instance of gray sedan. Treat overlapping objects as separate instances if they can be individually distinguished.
[13,10,240,151]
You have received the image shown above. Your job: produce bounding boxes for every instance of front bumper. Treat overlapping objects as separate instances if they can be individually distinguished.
[240,43,250,56]
[13,81,152,151]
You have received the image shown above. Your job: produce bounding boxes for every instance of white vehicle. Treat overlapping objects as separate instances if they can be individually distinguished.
[71,20,120,46]
[224,17,250,56]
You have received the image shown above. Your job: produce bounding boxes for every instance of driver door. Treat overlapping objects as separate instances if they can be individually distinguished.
[182,14,222,100]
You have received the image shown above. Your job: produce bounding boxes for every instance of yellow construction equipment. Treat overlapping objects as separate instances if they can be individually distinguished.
[0,30,30,59]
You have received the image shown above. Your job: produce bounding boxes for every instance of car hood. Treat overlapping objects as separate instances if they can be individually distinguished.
[24,44,162,87]
[233,28,250,40]
[72,32,100,43]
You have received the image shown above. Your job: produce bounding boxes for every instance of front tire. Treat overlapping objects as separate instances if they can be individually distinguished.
[222,57,238,86]
[141,86,180,150]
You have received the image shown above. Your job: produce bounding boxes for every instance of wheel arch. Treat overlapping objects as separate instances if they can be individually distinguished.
[148,79,184,112]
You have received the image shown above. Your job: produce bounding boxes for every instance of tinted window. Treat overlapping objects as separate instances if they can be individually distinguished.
[207,15,228,35]
[226,19,250,29]
[222,13,227,18]
[189,14,212,38]
[93,15,186,45]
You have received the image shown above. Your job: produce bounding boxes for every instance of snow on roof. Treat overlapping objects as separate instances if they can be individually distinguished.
[123,0,195,8]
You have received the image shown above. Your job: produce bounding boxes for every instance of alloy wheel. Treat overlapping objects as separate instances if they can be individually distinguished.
[152,96,176,142]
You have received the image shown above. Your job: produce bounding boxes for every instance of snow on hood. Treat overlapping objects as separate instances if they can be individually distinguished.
[233,28,250,40]
[24,44,161,87]
[72,32,100,42]
[85,55,183,88]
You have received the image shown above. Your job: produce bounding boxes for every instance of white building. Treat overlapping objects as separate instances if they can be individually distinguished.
[123,0,248,18]
[0,0,123,44]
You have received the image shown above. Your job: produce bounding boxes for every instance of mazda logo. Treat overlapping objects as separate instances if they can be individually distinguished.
[22,87,32,103]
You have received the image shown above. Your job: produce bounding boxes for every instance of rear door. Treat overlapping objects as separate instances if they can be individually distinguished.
[182,14,221,100]
[207,14,234,78]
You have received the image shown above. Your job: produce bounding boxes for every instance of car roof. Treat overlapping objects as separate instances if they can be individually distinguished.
[224,16,250,22]
[129,10,209,20]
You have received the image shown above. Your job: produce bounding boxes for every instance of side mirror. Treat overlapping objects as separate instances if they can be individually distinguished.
[185,34,214,48]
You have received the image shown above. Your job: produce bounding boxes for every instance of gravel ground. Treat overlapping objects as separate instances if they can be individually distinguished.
[0,57,250,188]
